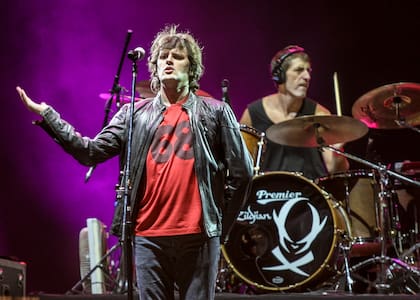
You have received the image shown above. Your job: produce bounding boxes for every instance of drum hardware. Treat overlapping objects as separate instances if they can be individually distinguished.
[254,132,266,175]
[334,232,355,293]
[239,113,420,293]
[319,144,420,293]
[99,92,143,103]
[400,244,420,264]
[266,113,420,293]
[392,161,420,258]
[317,169,384,258]
[348,255,420,294]
[215,256,230,293]
[239,124,266,176]
[352,82,420,132]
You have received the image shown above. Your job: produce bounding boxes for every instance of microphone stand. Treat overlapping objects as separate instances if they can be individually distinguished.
[85,30,133,183]
[67,31,135,296]
[117,52,140,300]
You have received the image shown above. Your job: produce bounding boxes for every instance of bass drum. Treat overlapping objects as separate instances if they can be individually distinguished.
[222,172,351,292]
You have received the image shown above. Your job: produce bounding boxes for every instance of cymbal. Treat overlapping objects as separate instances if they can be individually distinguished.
[135,80,156,98]
[98,93,143,103]
[352,82,420,129]
[266,115,368,147]
[136,80,213,98]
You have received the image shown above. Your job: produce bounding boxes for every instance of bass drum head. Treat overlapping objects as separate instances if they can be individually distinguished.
[222,171,348,292]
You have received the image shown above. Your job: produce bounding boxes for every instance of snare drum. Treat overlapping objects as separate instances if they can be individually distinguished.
[222,171,350,292]
[240,124,265,175]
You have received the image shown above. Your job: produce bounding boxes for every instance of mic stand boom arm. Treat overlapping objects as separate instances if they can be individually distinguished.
[85,30,133,183]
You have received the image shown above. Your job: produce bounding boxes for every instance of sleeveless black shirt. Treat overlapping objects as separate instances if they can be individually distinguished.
[247,98,327,180]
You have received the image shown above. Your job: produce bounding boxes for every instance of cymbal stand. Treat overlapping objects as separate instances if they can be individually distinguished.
[391,96,420,133]
[317,139,420,293]
[85,30,133,183]
[333,233,354,293]
[395,119,420,133]
[254,132,265,176]
[319,145,420,190]
[376,164,392,291]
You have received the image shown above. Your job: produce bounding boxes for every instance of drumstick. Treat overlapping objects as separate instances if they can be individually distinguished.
[333,72,342,116]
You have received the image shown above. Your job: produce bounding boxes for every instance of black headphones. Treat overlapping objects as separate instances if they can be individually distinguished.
[271,45,305,84]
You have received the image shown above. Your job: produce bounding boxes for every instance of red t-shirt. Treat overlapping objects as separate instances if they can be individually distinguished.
[135,100,202,236]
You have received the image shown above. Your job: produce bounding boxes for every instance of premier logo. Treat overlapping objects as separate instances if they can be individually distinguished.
[256,189,303,205]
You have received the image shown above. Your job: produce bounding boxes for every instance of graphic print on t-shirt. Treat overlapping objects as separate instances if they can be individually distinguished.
[150,120,194,163]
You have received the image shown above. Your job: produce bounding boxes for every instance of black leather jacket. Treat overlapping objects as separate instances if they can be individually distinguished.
[38,93,253,241]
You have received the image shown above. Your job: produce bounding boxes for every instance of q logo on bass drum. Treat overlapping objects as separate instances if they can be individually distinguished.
[222,172,351,292]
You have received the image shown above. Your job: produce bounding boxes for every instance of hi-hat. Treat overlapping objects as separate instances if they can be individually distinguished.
[352,82,420,129]
[98,93,143,103]
[266,115,368,147]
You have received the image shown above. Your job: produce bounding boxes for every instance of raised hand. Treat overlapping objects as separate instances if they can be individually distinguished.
[16,86,49,115]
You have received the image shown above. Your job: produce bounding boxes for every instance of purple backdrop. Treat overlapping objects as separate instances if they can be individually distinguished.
[1,0,419,294]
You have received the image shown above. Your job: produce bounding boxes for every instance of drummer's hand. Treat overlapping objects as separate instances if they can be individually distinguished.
[16,86,49,115]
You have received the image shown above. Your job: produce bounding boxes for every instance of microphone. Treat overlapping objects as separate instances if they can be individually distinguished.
[221,79,230,106]
[127,47,146,61]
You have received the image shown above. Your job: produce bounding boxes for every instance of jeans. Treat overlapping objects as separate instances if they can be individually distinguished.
[134,234,220,300]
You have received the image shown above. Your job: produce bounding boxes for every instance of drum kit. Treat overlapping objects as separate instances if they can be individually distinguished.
[218,82,420,295]
[97,80,420,294]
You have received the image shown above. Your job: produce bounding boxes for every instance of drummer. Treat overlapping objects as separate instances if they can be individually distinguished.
[239,45,349,180]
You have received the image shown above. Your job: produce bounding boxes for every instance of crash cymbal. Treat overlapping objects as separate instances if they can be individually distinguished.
[266,115,368,147]
[135,80,213,98]
[352,82,420,129]
[135,80,156,98]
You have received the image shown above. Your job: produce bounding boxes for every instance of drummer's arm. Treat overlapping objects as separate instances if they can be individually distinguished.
[315,104,350,173]
[322,143,350,173]
[239,108,253,126]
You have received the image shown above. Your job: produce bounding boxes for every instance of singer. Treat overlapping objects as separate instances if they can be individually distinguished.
[16,24,253,300]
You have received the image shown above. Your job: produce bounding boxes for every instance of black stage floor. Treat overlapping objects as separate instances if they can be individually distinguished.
[34,292,420,299]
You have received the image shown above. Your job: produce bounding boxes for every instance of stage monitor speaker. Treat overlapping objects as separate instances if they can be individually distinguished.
[0,257,26,296]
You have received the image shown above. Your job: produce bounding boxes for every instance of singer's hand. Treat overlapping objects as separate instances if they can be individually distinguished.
[16,86,49,115]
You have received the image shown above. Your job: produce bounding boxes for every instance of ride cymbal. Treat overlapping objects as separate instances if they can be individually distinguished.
[352,82,420,129]
[266,115,368,147]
